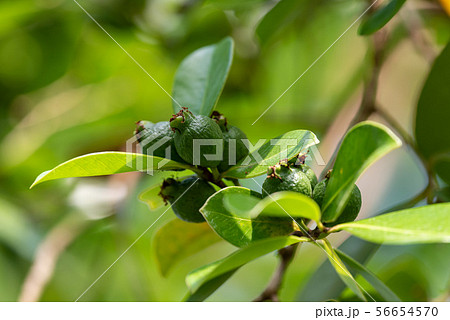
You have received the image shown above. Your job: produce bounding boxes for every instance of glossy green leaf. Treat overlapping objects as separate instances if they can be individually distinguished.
[320,239,366,301]
[322,121,401,222]
[30,152,193,188]
[184,269,237,302]
[200,187,298,247]
[154,219,222,276]
[331,203,450,244]
[256,0,309,45]
[224,191,321,224]
[186,235,308,292]
[223,130,319,179]
[336,249,401,301]
[138,184,165,210]
[172,37,234,116]
[358,0,406,35]
[415,41,450,184]
[298,237,378,301]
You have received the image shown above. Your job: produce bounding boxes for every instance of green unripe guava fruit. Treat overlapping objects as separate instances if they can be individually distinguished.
[288,153,318,189]
[135,120,185,163]
[262,163,312,197]
[312,178,362,227]
[211,111,249,172]
[170,108,224,167]
[159,176,215,223]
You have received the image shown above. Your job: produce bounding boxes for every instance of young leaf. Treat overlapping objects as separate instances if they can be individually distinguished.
[415,41,450,184]
[224,191,321,224]
[322,121,401,223]
[358,0,407,35]
[30,152,193,188]
[153,219,222,276]
[184,269,237,302]
[331,203,450,244]
[222,130,319,179]
[336,249,401,302]
[138,184,165,210]
[172,37,234,116]
[186,235,308,292]
[319,239,366,301]
[200,187,297,247]
[256,0,309,45]
[298,237,378,301]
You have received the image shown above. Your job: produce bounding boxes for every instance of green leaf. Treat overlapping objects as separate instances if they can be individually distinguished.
[336,249,401,301]
[184,270,237,302]
[138,184,165,210]
[186,235,308,292]
[154,219,222,276]
[30,152,193,188]
[298,237,378,301]
[331,203,450,244]
[223,130,319,179]
[172,37,234,116]
[200,187,298,247]
[224,191,321,224]
[415,41,450,184]
[358,0,407,35]
[256,0,310,45]
[319,239,366,301]
[322,121,401,222]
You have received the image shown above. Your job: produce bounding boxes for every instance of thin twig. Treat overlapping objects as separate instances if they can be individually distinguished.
[253,244,299,302]
[19,214,88,302]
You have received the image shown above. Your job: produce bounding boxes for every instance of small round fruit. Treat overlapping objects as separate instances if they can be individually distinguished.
[299,164,318,189]
[262,164,312,197]
[135,120,184,163]
[288,153,317,189]
[170,108,224,167]
[159,176,215,223]
[312,178,362,226]
[211,112,249,172]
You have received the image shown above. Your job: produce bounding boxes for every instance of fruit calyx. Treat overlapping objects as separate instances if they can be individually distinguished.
[210,111,228,131]
[170,107,193,132]
[158,178,177,205]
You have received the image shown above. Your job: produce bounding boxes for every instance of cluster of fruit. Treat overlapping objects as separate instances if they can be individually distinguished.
[135,107,249,222]
[262,157,362,227]
[135,108,362,228]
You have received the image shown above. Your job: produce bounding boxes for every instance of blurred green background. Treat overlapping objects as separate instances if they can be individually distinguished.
[0,0,449,301]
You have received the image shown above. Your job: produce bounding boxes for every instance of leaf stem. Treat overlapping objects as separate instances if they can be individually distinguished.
[253,243,299,302]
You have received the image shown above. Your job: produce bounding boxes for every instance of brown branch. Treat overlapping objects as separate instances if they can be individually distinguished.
[18,214,88,302]
[253,244,299,302]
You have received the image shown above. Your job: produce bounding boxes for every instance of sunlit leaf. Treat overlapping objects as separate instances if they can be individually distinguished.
[200,187,297,247]
[186,235,308,292]
[223,130,319,179]
[138,184,165,210]
[336,249,401,301]
[319,239,366,301]
[30,152,193,188]
[224,191,321,224]
[184,270,237,302]
[154,219,222,276]
[331,203,450,244]
[172,37,234,116]
[358,0,407,35]
[322,121,401,222]
[415,41,450,184]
